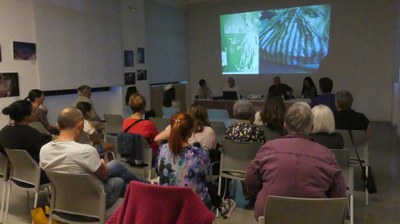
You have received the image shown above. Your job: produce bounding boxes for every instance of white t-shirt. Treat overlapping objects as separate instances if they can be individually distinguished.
[39,141,103,190]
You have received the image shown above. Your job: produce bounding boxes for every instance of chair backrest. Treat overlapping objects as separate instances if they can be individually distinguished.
[4,148,41,188]
[335,129,368,163]
[254,125,281,142]
[210,121,226,144]
[207,109,231,127]
[117,134,152,179]
[264,196,347,224]
[330,149,350,168]
[149,117,170,133]
[45,172,105,223]
[220,140,262,177]
[29,121,50,135]
[104,114,124,135]
[161,107,179,119]
[0,155,9,179]
[331,148,350,180]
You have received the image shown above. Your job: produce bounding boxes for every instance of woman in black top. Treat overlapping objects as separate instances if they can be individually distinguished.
[301,76,317,99]
[310,104,343,149]
[0,100,52,183]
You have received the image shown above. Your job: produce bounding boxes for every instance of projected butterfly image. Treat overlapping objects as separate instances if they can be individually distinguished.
[220,4,331,75]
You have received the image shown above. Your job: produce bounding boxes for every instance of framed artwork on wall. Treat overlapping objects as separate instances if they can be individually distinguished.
[137,70,147,81]
[0,73,19,97]
[124,72,136,85]
[13,41,36,60]
[124,50,134,67]
[0,44,2,62]
[137,47,144,63]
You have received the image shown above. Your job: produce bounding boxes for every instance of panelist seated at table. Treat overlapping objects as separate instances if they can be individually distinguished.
[196,79,213,100]
[268,76,293,100]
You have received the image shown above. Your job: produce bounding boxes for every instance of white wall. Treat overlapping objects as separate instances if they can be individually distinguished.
[145,0,188,84]
[0,0,149,127]
[186,0,395,122]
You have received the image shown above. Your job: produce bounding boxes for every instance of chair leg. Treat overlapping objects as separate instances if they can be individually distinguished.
[4,183,11,224]
[0,180,7,223]
[350,194,354,224]
[365,166,369,206]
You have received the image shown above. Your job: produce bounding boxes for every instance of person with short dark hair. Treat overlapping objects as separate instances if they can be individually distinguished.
[26,89,59,135]
[156,112,236,219]
[334,90,370,132]
[245,102,346,220]
[0,100,52,184]
[310,77,336,112]
[267,76,293,100]
[196,79,213,99]
[40,107,141,209]
[76,102,115,155]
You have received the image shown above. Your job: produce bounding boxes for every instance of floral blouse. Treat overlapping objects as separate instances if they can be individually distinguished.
[225,120,266,143]
[156,144,211,203]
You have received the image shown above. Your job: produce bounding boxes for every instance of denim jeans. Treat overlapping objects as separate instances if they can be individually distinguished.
[104,177,125,209]
[104,160,142,208]
[106,160,142,183]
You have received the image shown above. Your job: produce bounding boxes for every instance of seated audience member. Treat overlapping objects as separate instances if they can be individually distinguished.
[268,76,293,100]
[245,102,346,220]
[162,84,180,108]
[155,103,217,150]
[123,93,159,159]
[0,100,52,184]
[76,102,116,155]
[301,76,317,99]
[156,112,235,219]
[40,107,141,209]
[196,79,213,99]
[26,89,59,135]
[253,95,286,135]
[226,100,265,143]
[74,85,105,130]
[223,77,239,92]
[310,77,336,112]
[334,90,370,132]
[310,105,344,149]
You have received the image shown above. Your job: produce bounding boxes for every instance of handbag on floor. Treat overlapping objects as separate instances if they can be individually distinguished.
[31,206,61,224]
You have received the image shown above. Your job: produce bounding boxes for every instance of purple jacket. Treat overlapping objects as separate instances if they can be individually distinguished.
[245,135,346,219]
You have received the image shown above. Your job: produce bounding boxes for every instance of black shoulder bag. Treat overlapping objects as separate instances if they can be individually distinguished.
[349,130,377,194]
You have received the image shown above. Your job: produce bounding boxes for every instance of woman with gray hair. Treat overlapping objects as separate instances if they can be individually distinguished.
[245,102,346,220]
[310,105,343,149]
[225,100,265,143]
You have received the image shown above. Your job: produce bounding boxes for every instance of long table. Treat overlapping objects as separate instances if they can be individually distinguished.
[194,99,310,118]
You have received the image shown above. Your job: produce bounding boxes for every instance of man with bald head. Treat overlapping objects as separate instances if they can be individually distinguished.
[245,102,346,220]
[40,107,141,208]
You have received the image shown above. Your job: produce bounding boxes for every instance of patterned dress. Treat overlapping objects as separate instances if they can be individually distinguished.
[157,144,212,204]
[225,120,266,143]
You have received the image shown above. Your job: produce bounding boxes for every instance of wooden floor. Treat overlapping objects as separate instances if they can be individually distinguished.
[2,122,400,223]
